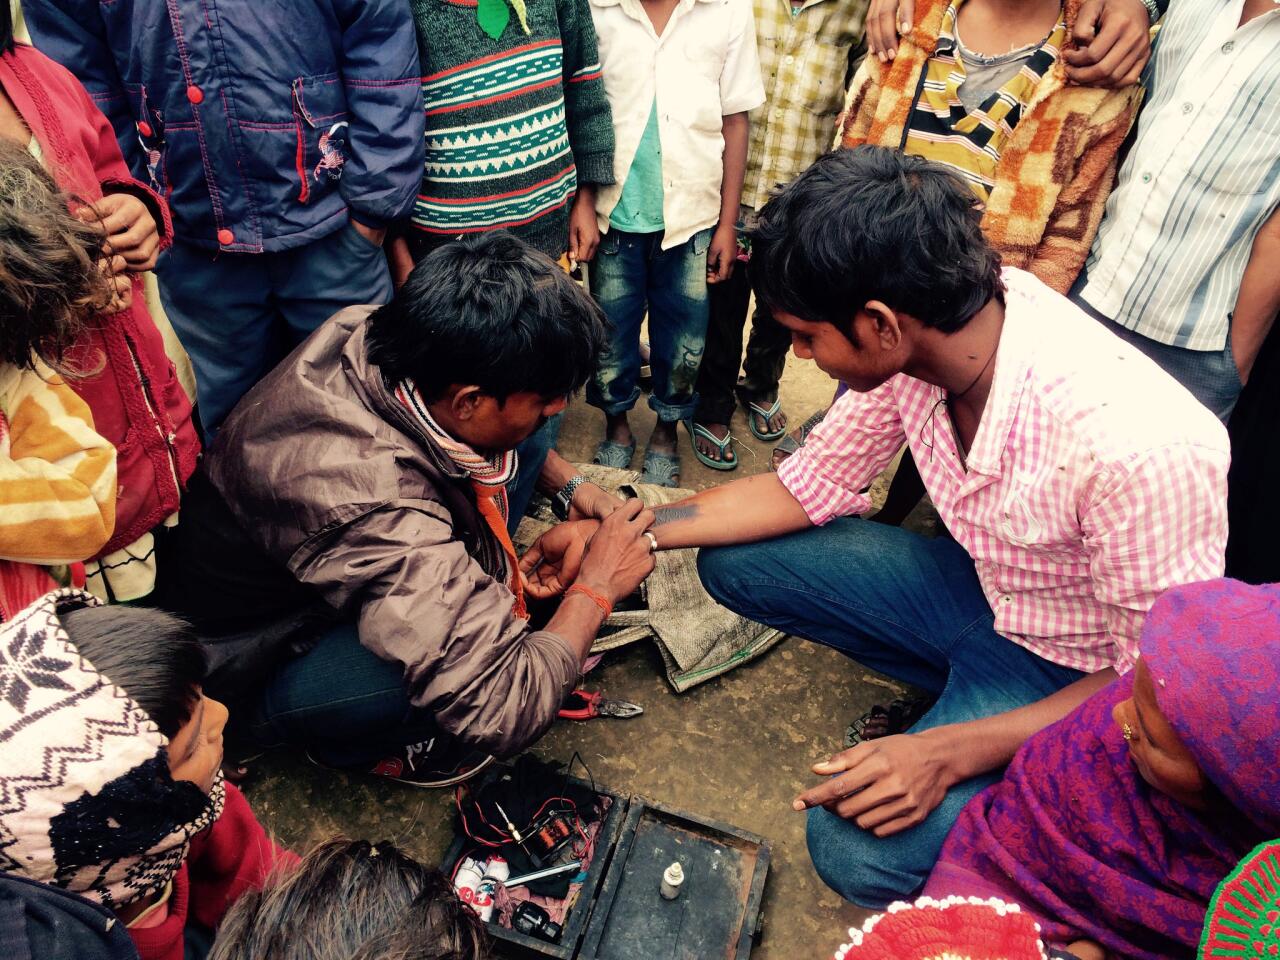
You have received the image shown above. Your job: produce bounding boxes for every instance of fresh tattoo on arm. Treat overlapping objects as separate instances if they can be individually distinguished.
[651,503,701,527]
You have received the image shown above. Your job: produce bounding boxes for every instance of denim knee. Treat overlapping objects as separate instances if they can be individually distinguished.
[805,806,931,909]
[696,544,750,611]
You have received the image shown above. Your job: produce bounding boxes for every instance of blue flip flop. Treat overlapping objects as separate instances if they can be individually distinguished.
[684,420,738,471]
[640,448,681,487]
[746,397,788,442]
[593,438,636,469]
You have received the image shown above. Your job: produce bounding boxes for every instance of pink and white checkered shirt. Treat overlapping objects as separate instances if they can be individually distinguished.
[777,269,1230,674]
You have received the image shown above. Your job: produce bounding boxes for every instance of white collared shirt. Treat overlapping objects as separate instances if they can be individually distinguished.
[1076,0,1280,351]
[589,0,765,248]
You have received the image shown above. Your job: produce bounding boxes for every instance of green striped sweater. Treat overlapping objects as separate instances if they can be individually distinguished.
[410,0,616,257]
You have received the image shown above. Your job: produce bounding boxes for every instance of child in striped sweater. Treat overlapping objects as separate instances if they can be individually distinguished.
[395,0,615,267]
[0,140,117,619]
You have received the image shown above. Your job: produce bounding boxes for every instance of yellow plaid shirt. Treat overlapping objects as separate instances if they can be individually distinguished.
[743,0,869,212]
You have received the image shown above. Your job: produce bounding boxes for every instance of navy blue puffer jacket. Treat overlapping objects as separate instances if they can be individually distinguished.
[24,0,425,253]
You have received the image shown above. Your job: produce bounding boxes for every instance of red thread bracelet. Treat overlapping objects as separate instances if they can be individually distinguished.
[567,583,613,620]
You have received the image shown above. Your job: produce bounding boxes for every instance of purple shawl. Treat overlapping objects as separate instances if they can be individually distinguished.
[925,579,1280,960]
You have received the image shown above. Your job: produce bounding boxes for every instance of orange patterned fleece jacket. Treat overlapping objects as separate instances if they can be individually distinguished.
[837,0,1143,294]
[0,361,116,566]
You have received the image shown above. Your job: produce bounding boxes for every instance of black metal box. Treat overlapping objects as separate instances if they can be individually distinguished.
[442,774,770,959]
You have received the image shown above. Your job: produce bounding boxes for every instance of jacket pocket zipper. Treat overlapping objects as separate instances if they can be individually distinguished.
[292,84,313,204]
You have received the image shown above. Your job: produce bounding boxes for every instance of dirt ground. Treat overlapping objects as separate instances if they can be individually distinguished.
[249,347,936,958]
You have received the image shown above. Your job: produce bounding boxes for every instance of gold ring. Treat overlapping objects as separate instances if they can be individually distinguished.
[1122,722,1134,742]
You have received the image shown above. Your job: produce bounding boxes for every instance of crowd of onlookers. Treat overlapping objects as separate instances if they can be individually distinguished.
[0,0,1277,956]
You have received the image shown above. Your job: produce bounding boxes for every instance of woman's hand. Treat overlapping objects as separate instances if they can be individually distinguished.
[520,520,601,599]
[81,193,161,272]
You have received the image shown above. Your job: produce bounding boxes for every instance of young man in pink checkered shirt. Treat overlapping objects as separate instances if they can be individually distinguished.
[524,145,1230,908]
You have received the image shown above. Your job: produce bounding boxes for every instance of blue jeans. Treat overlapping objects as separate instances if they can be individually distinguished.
[244,426,557,765]
[246,619,441,767]
[157,220,393,433]
[696,519,1084,908]
[587,228,712,422]
[1068,284,1243,422]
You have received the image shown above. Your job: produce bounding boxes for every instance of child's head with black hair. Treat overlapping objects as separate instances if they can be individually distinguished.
[210,837,491,960]
[60,604,227,794]
[0,139,113,373]
[0,593,227,914]
[367,231,607,453]
[748,146,1005,392]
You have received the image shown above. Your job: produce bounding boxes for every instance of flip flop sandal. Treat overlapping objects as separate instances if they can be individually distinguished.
[685,420,739,471]
[771,408,828,466]
[593,438,637,469]
[844,695,936,748]
[640,448,681,487]
[746,397,789,442]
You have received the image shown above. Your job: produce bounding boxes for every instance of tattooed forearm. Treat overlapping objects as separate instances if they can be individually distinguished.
[651,503,701,527]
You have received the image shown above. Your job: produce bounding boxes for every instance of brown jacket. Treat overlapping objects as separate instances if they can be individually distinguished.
[202,306,579,756]
[837,0,1143,294]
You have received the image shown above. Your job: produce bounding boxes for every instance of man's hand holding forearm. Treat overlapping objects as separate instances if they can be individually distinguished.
[794,667,1117,834]
[540,501,656,659]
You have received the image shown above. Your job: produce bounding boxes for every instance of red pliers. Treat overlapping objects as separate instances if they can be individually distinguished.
[557,689,644,721]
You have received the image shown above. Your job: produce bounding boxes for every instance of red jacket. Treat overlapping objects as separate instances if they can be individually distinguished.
[128,783,297,960]
[0,44,200,556]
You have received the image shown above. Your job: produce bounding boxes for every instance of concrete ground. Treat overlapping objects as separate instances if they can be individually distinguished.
[248,349,934,958]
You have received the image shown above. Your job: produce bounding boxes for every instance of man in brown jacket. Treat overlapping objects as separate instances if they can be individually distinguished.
[166,232,657,786]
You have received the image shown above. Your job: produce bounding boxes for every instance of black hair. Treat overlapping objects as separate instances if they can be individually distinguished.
[61,605,207,738]
[210,837,491,960]
[0,2,13,54]
[367,231,607,404]
[749,145,1004,337]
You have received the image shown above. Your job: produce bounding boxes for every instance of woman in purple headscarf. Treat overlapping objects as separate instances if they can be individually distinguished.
[924,578,1280,960]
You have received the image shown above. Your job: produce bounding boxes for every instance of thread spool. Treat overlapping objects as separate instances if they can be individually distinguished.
[660,861,684,900]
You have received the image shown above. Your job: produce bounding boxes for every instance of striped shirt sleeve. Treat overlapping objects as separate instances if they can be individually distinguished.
[0,363,117,565]
[776,379,907,525]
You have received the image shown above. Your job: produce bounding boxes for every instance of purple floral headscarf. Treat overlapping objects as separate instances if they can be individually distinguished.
[925,579,1280,960]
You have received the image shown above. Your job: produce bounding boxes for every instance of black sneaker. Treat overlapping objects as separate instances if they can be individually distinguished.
[312,737,494,788]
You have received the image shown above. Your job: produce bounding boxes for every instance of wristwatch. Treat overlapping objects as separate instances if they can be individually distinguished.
[552,475,588,521]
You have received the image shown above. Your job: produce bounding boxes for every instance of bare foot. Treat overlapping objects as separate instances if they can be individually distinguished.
[605,412,634,449]
[646,420,680,485]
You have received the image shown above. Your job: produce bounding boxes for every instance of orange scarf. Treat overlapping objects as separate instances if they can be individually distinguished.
[473,484,528,621]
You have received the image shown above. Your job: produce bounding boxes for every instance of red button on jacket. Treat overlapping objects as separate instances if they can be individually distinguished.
[186,85,204,104]
[216,228,234,245]
[137,120,153,138]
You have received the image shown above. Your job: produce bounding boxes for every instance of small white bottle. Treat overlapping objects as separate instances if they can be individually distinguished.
[660,861,684,900]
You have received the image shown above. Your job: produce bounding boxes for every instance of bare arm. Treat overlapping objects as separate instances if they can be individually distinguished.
[649,471,813,550]
[708,112,749,283]
[1230,205,1280,385]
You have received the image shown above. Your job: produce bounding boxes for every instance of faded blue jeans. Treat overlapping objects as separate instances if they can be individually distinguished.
[587,227,712,422]
[157,220,393,434]
[696,519,1084,908]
